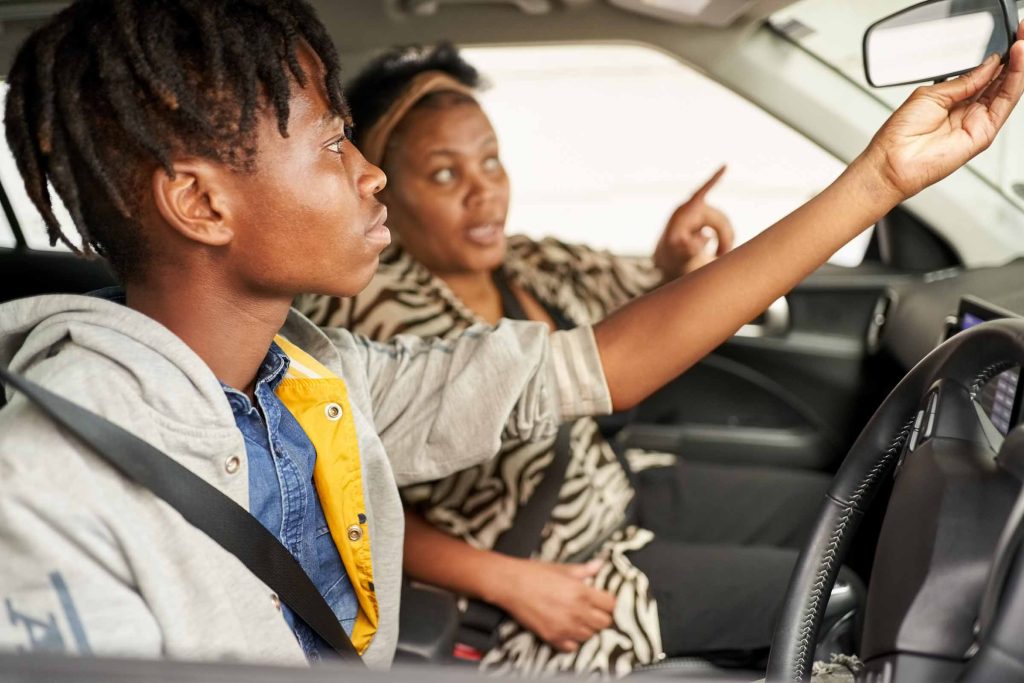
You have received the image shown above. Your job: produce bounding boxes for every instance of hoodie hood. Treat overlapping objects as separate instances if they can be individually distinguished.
[0,294,237,437]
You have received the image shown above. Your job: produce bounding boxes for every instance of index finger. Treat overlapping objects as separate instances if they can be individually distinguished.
[691,164,727,202]
[925,52,1002,108]
[984,38,1024,128]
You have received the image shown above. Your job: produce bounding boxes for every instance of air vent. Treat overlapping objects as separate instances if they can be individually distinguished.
[865,290,896,354]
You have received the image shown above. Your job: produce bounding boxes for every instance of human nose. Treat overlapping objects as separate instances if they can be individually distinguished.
[464,168,498,208]
[351,143,387,197]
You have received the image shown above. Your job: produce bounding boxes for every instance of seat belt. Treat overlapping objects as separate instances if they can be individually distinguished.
[455,271,577,651]
[492,268,641,521]
[0,365,363,665]
[457,425,573,650]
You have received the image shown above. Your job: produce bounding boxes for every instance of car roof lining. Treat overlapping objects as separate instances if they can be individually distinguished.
[0,0,803,79]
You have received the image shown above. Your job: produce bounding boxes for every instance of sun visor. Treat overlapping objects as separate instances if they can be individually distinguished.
[608,0,764,27]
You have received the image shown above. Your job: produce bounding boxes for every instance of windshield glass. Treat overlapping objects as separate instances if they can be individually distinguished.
[772,0,1024,211]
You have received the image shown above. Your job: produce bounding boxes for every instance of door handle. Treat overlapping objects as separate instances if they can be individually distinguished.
[736,297,790,338]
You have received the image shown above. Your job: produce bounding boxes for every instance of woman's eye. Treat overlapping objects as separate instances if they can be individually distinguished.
[432,168,455,184]
[483,156,502,172]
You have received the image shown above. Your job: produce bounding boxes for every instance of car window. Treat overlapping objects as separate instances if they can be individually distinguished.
[0,85,76,252]
[460,44,869,266]
[0,48,869,264]
[772,0,1024,215]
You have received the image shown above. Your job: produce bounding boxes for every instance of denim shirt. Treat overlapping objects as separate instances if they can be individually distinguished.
[221,343,357,660]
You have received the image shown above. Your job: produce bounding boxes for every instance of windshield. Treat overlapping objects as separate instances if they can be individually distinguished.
[771,0,1024,211]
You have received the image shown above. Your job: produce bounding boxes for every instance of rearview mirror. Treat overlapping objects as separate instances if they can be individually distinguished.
[864,0,1017,87]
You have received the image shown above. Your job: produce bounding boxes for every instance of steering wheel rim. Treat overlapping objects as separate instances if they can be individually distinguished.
[766,319,1024,682]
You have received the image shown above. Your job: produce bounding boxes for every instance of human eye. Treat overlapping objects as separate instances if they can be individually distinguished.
[431,167,455,184]
[482,155,502,173]
[326,124,354,156]
[326,135,346,155]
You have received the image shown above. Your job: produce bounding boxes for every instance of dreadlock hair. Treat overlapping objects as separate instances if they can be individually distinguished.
[346,42,484,151]
[4,0,349,280]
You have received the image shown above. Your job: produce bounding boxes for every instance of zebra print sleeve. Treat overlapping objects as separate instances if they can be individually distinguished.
[506,236,665,322]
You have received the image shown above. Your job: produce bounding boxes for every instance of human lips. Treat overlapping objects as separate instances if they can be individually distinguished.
[465,221,504,247]
[366,206,391,245]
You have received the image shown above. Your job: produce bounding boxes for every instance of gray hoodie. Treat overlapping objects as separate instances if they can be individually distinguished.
[0,294,610,669]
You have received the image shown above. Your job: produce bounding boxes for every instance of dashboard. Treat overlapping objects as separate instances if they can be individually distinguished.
[875,259,1024,437]
[875,258,1024,370]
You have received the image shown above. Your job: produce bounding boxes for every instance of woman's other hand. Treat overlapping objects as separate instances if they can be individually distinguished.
[491,558,616,653]
[653,165,734,279]
[859,22,1024,205]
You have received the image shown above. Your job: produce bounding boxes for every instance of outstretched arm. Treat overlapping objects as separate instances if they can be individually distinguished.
[597,37,1024,411]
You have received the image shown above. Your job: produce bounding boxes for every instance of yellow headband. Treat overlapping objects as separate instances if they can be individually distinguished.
[359,70,477,168]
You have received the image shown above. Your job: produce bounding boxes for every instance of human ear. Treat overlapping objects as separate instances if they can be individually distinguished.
[150,159,234,247]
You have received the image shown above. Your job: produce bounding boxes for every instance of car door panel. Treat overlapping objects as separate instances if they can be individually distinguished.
[625,265,910,471]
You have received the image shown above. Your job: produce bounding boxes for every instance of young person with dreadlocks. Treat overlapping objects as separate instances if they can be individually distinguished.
[1,0,1022,672]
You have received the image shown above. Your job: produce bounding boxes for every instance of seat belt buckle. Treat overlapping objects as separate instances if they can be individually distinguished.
[453,642,484,661]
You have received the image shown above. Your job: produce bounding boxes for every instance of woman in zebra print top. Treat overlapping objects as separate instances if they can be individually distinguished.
[297,43,833,677]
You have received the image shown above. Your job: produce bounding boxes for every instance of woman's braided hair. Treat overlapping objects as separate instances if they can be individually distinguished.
[346,42,483,152]
[4,0,348,278]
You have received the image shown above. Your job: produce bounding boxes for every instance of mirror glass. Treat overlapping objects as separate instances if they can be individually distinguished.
[865,0,1011,87]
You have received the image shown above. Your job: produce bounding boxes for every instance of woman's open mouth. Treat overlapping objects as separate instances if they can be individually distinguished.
[466,222,504,247]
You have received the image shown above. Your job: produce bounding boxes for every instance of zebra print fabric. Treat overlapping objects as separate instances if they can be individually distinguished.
[296,235,670,677]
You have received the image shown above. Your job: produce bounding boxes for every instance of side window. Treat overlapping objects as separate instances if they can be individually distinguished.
[462,44,870,266]
[0,85,75,252]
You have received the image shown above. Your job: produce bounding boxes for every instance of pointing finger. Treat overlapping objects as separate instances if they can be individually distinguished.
[691,164,727,202]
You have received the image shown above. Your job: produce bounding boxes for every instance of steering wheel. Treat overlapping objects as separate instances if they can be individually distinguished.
[766,319,1024,682]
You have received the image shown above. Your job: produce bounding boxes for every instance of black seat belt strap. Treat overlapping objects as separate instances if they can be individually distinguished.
[459,416,574,644]
[491,268,578,559]
[491,423,573,559]
[457,270,580,646]
[0,365,363,665]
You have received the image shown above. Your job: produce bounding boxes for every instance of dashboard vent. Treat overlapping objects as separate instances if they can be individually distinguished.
[865,290,896,354]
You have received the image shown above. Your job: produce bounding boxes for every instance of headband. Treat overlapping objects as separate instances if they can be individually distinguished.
[359,70,477,167]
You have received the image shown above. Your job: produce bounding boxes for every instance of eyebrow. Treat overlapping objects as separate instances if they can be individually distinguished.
[426,135,498,157]
[318,111,345,131]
